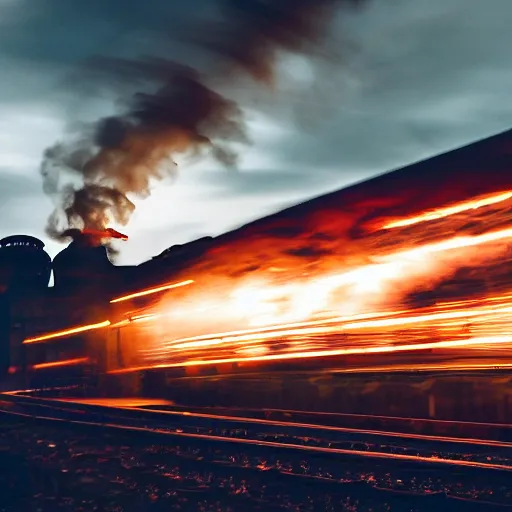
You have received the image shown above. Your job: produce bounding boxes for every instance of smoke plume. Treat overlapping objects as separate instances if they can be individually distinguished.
[41,0,365,241]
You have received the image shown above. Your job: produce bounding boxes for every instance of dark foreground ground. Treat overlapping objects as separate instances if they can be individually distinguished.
[1,414,511,512]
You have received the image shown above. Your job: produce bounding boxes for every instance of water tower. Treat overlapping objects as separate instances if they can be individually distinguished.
[0,235,52,375]
[0,235,52,293]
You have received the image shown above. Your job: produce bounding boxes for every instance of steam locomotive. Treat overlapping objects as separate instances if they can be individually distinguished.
[0,232,213,392]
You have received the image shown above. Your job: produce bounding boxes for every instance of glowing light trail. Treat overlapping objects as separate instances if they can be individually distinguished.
[110,334,512,374]
[385,226,512,261]
[23,321,111,344]
[383,190,512,229]
[110,279,194,303]
[32,358,90,370]
[149,303,512,355]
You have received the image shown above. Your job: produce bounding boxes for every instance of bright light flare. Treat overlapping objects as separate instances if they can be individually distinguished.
[198,225,512,330]
[110,279,194,303]
[23,321,111,344]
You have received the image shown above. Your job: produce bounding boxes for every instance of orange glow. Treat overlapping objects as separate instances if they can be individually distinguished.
[113,227,512,372]
[23,321,111,344]
[110,279,194,303]
[382,189,512,229]
[32,358,89,370]
[140,225,512,337]
[100,162,512,376]
[118,222,512,371]
[82,227,128,240]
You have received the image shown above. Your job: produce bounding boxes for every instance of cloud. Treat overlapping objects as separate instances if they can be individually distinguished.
[278,0,512,172]
[200,168,329,198]
[0,0,511,264]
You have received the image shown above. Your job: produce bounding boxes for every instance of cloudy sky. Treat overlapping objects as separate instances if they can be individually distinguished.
[1,0,511,265]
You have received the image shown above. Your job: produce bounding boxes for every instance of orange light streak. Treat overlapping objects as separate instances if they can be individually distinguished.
[23,321,111,344]
[341,306,512,331]
[110,279,194,303]
[55,398,174,407]
[383,190,512,229]
[145,302,512,356]
[110,334,512,374]
[32,358,89,370]
[332,362,512,374]
[163,311,400,347]
[110,313,160,328]
[382,226,512,261]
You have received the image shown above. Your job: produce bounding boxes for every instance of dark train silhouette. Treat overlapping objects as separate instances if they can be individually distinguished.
[0,232,214,389]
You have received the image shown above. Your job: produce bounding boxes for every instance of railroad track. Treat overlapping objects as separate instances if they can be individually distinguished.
[134,402,512,442]
[2,392,512,469]
[7,390,512,442]
[2,392,512,510]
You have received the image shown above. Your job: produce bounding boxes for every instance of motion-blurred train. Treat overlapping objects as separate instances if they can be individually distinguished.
[2,127,512,394]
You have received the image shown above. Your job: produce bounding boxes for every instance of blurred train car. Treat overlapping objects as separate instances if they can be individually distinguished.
[2,127,512,395]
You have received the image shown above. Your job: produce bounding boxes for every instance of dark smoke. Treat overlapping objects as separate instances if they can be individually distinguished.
[190,0,363,83]
[42,62,246,237]
[41,0,365,242]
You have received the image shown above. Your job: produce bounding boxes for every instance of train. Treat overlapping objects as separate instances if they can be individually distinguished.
[2,127,512,395]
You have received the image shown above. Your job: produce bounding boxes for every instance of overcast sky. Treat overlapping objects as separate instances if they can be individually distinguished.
[1,0,511,265]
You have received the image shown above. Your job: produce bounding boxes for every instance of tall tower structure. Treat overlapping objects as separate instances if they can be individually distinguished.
[0,235,52,375]
[0,235,52,292]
